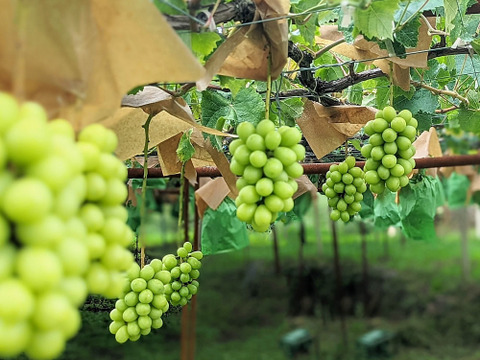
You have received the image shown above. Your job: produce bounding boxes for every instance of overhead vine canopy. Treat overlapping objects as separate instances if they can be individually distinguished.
[152,0,480,154]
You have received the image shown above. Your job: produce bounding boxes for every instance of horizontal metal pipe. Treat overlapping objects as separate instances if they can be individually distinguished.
[127,153,480,179]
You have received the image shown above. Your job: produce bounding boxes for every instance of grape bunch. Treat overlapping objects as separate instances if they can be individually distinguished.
[229,120,306,232]
[0,92,134,360]
[109,262,169,343]
[161,242,203,307]
[321,156,367,222]
[76,124,135,299]
[361,106,417,194]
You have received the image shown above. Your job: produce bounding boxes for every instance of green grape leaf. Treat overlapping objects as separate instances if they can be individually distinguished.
[359,188,374,219]
[394,88,439,115]
[230,87,265,129]
[414,111,433,132]
[395,16,421,48]
[472,38,480,55]
[271,97,305,127]
[348,139,362,151]
[458,106,480,134]
[450,14,480,43]
[346,83,363,105]
[455,54,480,84]
[218,76,250,98]
[201,90,231,129]
[373,190,401,229]
[375,78,391,109]
[153,0,187,15]
[191,32,222,59]
[291,0,319,45]
[445,0,473,34]
[394,0,443,22]
[176,129,195,163]
[399,175,440,241]
[201,197,249,255]
[353,0,400,40]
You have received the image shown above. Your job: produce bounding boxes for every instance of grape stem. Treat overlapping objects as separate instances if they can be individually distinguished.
[265,49,272,121]
[139,113,155,268]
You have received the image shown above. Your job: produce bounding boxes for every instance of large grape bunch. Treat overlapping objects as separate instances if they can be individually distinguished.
[361,106,418,194]
[0,92,134,360]
[321,156,367,222]
[109,261,169,343]
[229,120,306,232]
[161,242,203,307]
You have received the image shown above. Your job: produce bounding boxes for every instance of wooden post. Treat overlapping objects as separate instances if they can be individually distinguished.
[331,219,348,346]
[272,226,281,275]
[459,207,471,283]
[180,179,193,360]
[299,220,306,274]
[359,222,369,317]
[312,197,323,256]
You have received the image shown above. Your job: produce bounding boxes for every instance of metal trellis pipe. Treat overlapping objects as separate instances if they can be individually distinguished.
[127,153,480,179]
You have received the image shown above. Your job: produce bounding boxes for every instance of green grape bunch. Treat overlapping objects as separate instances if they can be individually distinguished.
[109,261,169,344]
[321,156,367,222]
[0,92,134,360]
[229,120,306,232]
[361,106,418,194]
[161,242,203,307]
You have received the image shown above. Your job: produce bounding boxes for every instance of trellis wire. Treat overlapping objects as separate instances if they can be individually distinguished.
[157,0,340,29]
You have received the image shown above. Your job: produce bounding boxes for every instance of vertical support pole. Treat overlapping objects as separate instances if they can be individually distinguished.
[299,220,306,274]
[180,178,191,360]
[272,226,281,275]
[331,219,348,346]
[312,197,323,256]
[459,207,471,283]
[188,178,200,360]
[359,221,369,317]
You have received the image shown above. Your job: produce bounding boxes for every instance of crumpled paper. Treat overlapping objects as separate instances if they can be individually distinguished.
[316,17,434,91]
[412,127,443,177]
[196,0,289,90]
[0,0,205,129]
[296,100,376,159]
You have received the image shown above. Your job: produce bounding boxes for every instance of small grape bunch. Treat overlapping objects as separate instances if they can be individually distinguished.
[161,242,203,307]
[109,261,169,344]
[322,156,367,222]
[361,106,418,194]
[229,120,306,232]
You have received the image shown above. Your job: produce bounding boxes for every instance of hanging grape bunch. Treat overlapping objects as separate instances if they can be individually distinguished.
[361,106,418,194]
[109,262,169,343]
[230,120,306,232]
[322,156,367,222]
[161,241,203,307]
[109,242,203,343]
[0,92,134,360]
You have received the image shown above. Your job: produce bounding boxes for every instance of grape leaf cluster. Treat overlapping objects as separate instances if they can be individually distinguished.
[109,262,169,343]
[361,106,418,194]
[0,93,134,360]
[230,120,306,232]
[162,241,202,306]
[322,156,367,222]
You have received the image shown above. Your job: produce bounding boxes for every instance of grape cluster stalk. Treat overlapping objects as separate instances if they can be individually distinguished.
[361,106,418,194]
[0,92,134,360]
[322,156,367,222]
[230,120,306,232]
